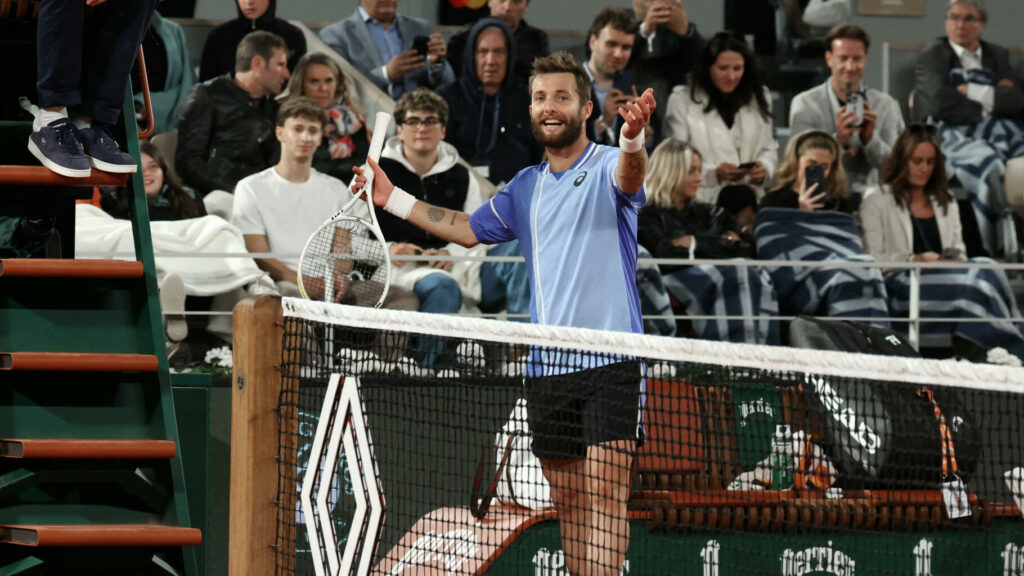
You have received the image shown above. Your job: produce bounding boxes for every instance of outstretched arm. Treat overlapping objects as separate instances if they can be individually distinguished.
[615,88,656,195]
[352,159,481,248]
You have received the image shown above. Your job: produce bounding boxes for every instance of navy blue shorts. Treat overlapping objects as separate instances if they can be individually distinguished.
[526,360,641,461]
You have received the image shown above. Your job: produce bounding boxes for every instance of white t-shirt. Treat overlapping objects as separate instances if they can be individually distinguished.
[232,167,365,270]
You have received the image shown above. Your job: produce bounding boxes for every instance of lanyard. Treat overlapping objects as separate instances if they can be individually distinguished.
[916,387,960,477]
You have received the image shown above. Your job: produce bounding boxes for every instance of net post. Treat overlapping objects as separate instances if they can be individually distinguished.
[230,295,285,576]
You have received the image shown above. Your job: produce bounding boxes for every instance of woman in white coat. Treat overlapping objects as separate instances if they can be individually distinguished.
[860,124,1024,362]
[664,32,778,204]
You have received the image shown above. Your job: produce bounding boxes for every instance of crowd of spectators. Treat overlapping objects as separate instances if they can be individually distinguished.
[34,0,1024,366]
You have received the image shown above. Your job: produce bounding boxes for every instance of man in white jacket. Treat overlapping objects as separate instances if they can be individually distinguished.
[790,24,904,209]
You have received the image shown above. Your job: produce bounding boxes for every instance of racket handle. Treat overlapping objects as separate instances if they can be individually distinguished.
[361,112,392,198]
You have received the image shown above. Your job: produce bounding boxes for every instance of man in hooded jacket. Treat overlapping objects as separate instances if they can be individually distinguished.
[199,0,306,81]
[436,18,540,187]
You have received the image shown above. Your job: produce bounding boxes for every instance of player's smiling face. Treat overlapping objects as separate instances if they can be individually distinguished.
[529,72,592,149]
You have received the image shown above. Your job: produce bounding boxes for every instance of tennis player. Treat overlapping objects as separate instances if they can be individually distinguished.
[352,51,654,575]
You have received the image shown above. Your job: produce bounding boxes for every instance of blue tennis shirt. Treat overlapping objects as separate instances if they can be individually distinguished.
[470,141,646,375]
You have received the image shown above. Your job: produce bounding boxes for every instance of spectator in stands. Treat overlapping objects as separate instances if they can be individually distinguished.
[915,0,1023,126]
[755,129,890,326]
[132,11,196,135]
[664,32,777,204]
[375,89,530,339]
[914,0,1024,257]
[278,52,371,181]
[198,0,306,82]
[176,31,289,199]
[28,0,154,178]
[446,0,549,84]
[319,0,454,99]
[629,0,704,144]
[790,24,904,209]
[437,18,539,186]
[102,141,205,221]
[761,129,851,213]
[232,97,418,313]
[638,139,779,344]
[584,8,641,147]
[860,124,1024,361]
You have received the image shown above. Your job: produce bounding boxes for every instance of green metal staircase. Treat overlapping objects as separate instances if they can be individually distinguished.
[0,80,200,574]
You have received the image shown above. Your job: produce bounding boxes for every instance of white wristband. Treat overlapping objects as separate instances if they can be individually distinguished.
[619,125,645,153]
[383,187,416,220]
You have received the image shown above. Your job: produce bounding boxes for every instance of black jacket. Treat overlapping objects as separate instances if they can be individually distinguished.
[914,37,1024,125]
[437,18,539,186]
[376,157,471,250]
[175,74,279,195]
[638,201,754,273]
[447,17,549,84]
[760,187,853,215]
[198,0,306,82]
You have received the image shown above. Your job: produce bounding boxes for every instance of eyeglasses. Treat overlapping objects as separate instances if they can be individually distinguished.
[401,117,442,128]
[907,123,938,135]
[946,13,982,24]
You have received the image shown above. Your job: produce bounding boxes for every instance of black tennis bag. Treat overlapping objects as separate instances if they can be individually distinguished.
[789,316,982,489]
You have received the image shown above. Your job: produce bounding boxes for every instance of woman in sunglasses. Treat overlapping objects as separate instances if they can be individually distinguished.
[860,124,1024,361]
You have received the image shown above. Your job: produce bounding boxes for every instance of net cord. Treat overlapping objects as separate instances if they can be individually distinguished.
[282,297,1024,393]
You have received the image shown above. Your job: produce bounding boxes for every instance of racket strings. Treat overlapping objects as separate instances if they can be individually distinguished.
[300,218,388,306]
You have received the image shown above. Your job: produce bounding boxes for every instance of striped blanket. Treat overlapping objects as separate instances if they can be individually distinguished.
[636,245,678,337]
[935,116,1024,256]
[884,258,1024,360]
[754,208,890,326]
[662,263,780,345]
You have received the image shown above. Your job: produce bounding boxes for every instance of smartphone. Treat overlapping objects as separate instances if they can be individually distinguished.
[737,162,757,170]
[939,247,963,261]
[804,164,826,193]
[412,35,430,57]
[846,91,866,127]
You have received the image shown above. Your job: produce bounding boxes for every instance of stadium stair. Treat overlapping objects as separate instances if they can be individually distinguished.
[0,45,201,574]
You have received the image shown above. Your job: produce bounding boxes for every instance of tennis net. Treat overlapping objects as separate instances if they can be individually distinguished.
[273,297,1024,576]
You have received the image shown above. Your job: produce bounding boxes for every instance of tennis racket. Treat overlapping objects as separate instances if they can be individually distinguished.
[297,111,393,307]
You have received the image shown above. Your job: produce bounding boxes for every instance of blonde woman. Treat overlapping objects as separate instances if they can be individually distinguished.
[638,139,779,344]
[761,129,852,213]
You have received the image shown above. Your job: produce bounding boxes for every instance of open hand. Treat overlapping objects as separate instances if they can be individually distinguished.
[618,87,656,141]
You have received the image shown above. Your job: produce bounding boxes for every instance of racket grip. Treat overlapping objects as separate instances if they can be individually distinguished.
[368,112,391,161]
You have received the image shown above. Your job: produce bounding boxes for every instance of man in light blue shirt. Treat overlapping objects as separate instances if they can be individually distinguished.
[353,51,656,576]
[319,0,455,98]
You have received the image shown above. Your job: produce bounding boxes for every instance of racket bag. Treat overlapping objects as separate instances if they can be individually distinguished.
[789,316,981,489]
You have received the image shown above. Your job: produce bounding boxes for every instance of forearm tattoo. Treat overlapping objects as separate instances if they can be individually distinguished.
[624,154,646,181]
[427,206,446,223]
[450,213,457,225]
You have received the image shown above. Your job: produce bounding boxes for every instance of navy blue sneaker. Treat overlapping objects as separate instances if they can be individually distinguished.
[80,125,138,173]
[27,119,90,178]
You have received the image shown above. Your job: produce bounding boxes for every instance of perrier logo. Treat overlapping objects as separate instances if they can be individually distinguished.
[780,541,855,576]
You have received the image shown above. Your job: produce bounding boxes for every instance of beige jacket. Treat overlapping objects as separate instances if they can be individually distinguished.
[859,185,965,271]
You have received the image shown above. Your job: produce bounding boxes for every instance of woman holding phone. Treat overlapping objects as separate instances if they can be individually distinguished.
[663,32,778,204]
[760,129,852,213]
[859,124,1024,362]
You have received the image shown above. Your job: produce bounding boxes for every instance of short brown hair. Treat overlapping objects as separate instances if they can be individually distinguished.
[276,96,327,128]
[825,24,871,52]
[529,51,591,105]
[394,88,449,127]
[235,30,287,73]
[587,7,639,40]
